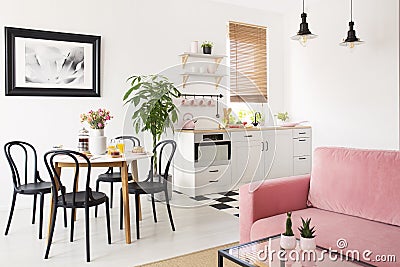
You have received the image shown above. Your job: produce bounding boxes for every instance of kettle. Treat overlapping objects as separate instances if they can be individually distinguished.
[181,113,197,130]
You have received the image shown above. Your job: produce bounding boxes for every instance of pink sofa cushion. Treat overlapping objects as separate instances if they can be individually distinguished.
[308,147,400,227]
[251,208,400,267]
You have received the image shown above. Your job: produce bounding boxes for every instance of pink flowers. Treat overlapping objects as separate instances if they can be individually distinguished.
[80,108,113,129]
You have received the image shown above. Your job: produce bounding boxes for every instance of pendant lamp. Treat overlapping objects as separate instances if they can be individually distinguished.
[340,0,364,49]
[291,0,317,47]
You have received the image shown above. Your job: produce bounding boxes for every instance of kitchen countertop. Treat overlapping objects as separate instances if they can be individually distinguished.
[176,125,311,134]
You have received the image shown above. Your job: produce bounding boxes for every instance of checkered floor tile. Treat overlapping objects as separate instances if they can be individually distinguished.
[189,190,240,217]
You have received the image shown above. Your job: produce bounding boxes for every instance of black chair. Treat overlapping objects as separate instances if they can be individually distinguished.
[4,141,67,239]
[94,136,140,217]
[44,150,111,262]
[120,140,176,239]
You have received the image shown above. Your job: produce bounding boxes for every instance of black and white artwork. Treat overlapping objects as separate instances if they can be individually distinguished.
[5,27,100,97]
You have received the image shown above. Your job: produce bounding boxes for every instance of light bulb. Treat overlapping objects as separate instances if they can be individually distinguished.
[348,42,355,49]
[299,35,308,47]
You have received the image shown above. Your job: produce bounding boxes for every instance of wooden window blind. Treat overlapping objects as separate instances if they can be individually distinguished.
[229,21,267,103]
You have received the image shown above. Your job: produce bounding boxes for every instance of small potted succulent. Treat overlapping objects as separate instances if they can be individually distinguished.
[201,41,213,54]
[298,217,316,251]
[280,212,297,250]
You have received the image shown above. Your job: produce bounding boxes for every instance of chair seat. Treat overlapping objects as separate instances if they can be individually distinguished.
[17,182,52,194]
[98,172,133,182]
[57,191,108,208]
[127,182,165,194]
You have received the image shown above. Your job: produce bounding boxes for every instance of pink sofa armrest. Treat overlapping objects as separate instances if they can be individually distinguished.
[239,175,311,243]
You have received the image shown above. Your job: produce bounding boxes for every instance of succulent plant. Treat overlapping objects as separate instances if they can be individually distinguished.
[283,212,294,236]
[298,217,316,239]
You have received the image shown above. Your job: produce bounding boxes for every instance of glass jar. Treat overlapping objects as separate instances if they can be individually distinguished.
[78,127,89,152]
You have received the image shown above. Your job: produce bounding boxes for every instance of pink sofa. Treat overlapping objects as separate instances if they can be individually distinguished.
[240,147,400,267]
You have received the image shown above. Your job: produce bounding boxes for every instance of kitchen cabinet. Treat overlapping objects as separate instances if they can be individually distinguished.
[292,128,312,175]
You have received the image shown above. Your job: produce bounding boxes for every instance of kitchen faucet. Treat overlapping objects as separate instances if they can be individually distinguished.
[252,112,261,127]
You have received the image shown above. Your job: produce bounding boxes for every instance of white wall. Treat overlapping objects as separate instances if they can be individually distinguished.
[0,0,285,209]
[283,0,399,150]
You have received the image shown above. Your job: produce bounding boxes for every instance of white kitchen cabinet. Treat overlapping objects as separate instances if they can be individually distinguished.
[292,128,312,176]
[263,130,294,179]
[293,156,311,175]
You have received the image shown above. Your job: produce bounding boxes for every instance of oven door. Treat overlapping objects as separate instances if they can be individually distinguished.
[194,141,231,167]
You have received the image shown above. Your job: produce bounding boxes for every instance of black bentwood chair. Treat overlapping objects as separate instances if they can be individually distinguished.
[44,150,111,262]
[94,136,140,217]
[4,141,67,239]
[120,140,176,239]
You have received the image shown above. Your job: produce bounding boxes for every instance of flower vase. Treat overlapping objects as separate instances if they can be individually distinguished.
[89,129,107,155]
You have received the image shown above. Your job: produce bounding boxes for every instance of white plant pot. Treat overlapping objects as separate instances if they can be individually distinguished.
[89,129,107,155]
[300,237,316,251]
[280,234,297,250]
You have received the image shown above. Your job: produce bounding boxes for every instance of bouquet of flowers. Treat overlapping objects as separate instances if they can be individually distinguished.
[80,108,113,129]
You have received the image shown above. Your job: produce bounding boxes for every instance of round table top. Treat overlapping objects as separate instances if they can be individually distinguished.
[54,151,153,164]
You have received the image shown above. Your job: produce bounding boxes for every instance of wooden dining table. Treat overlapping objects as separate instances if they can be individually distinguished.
[47,152,152,244]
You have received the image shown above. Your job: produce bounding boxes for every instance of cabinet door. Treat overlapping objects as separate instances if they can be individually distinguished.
[264,130,294,179]
[231,141,264,186]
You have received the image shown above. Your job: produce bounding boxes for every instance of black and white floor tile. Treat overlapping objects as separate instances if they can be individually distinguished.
[190,190,240,217]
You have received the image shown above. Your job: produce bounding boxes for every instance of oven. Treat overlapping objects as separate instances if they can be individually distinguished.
[194,132,231,167]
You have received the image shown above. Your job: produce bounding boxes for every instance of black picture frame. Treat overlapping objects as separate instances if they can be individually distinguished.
[5,27,101,97]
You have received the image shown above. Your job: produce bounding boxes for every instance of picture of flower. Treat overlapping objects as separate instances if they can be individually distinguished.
[80,108,113,129]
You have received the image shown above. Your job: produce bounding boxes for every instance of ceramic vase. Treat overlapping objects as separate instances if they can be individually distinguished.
[300,237,316,251]
[280,234,297,250]
[89,129,107,155]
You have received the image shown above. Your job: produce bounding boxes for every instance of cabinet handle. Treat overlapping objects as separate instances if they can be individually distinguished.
[299,132,306,135]
[244,135,253,138]
[299,157,307,160]
[265,141,269,151]
[209,180,218,183]
[298,139,307,142]
[209,170,219,173]
[261,141,264,151]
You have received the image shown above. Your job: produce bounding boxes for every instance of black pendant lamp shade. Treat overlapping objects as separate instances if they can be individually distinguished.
[291,0,317,46]
[340,0,364,48]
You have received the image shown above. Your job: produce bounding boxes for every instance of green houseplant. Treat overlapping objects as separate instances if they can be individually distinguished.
[123,75,181,166]
[280,212,296,250]
[201,41,213,54]
[298,217,316,250]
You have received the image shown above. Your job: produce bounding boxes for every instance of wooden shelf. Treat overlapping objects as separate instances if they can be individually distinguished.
[179,52,226,67]
[180,72,227,89]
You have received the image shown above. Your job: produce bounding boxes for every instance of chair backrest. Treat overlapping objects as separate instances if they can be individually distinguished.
[149,140,176,183]
[114,136,140,146]
[4,141,40,189]
[44,150,92,206]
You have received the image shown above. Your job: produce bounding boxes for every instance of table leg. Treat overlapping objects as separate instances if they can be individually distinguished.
[47,164,61,243]
[121,161,132,244]
[218,251,224,267]
[131,160,142,220]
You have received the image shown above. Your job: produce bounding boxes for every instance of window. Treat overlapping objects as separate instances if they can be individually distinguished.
[229,21,267,103]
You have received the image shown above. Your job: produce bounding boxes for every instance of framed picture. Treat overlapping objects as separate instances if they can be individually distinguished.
[5,27,101,97]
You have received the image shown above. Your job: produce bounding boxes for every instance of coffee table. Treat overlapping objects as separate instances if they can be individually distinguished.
[218,234,376,267]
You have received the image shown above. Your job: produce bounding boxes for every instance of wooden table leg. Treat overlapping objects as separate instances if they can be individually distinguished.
[131,160,142,221]
[121,161,132,244]
[47,164,61,243]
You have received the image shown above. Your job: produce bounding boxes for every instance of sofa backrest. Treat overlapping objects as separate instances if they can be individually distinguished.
[308,147,400,227]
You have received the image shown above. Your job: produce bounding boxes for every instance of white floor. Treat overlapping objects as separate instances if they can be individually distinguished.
[0,192,239,266]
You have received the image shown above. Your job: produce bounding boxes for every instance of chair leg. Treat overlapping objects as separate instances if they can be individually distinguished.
[151,194,157,223]
[44,206,57,259]
[32,194,37,224]
[110,182,114,209]
[63,207,67,228]
[135,194,140,239]
[85,207,90,262]
[70,208,75,242]
[119,189,123,230]
[105,199,111,244]
[164,190,175,232]
[5,192,17,235]
[38,193,44,239]
[95,180,100,218]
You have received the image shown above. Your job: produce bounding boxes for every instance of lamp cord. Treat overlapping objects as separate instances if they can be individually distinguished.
[303,0,305,13]
[351,0,353,22]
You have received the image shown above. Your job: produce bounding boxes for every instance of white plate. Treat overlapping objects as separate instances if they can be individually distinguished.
[132,152,147,155]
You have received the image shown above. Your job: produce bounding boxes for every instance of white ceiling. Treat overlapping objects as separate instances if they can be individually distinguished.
[211,0,319,14]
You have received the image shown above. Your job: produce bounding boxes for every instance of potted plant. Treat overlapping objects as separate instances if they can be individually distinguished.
[201,41,213,54]
[123,74,181,169]
[298,217,316,251]
[280,212,297,250]
[275,112,289,126]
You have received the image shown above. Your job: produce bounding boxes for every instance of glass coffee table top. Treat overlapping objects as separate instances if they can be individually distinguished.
[218,234,375,267]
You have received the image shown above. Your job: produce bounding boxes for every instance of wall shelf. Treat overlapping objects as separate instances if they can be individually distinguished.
[180,72,227,89]
[179,52,226,68]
